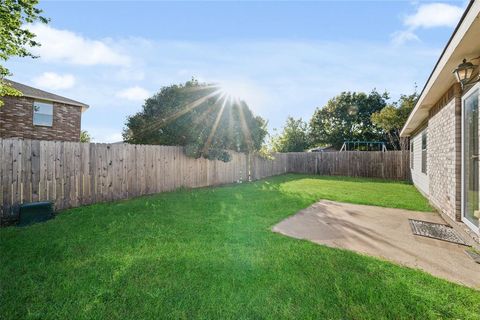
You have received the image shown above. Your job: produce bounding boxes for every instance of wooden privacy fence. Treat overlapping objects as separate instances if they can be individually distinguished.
[287,151,410,180]
[0,138,288,222]
[0,138,409,222]
[250,153,289,180]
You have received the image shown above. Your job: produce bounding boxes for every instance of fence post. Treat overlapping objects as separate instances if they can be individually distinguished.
[0,138,413,224]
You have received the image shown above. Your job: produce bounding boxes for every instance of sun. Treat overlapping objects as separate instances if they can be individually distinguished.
[217,82,248,103]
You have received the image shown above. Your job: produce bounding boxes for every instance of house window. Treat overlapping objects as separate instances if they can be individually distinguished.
[421,131,427,174]
[33,101,53,126]
[410,141,414,169]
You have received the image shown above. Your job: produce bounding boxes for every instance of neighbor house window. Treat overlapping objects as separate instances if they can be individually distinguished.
[421,131,427,174]
[410,141,414,169]
[33,101,53,126]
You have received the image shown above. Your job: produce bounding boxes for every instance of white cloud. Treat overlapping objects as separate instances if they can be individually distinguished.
[7,36,441,140]
[83,126,123,143]
[100,132,123,143]
[29,24,130,66]
[391,30,420,46]
[32,72,76,90]
[405,3,463,29]
[116,86,150,101]
[392,2,464,45]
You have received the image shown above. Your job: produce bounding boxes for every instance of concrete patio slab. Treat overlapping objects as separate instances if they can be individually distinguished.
[272,200,480,289]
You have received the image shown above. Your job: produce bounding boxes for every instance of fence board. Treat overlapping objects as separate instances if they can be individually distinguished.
[286,151,409,180]
[0,138,410,223]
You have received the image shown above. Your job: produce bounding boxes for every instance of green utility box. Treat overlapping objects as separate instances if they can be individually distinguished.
[18,202,54,227]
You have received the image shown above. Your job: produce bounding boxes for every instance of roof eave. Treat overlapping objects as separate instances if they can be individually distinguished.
[400,0,477,137]
[21,93,89,111]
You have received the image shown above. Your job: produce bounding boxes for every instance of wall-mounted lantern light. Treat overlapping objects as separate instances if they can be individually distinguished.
[453,58,478,89]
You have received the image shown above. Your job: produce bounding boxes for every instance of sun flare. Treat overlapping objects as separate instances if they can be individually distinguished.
[217,82,248,103]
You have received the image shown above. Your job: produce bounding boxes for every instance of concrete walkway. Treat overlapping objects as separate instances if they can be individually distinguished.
[272,200,480,289]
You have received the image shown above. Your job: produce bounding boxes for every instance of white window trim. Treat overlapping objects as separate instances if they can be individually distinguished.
[461,82,480,235]
[33,100,54,127]
[410,140,414,170]
[421,130,427,175]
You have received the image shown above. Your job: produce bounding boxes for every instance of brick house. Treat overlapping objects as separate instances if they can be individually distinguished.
[0,80,89,142]
[401,0,480,241]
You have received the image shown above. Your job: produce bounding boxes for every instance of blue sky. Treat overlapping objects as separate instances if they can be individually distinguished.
[6,1,467,142]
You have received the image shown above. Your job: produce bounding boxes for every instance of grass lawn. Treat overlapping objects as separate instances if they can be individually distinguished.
[1,174,479,319]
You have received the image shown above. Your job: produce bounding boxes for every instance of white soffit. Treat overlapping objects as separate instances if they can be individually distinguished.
[401,1,480,137]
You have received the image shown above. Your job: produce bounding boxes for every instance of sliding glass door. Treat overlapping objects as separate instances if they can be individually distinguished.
[463,85,479,233]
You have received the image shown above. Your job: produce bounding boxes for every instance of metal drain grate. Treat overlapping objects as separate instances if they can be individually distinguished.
[409,219,469,246]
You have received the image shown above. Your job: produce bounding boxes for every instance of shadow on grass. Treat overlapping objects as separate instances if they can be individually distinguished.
[0,174,475,319]
[277,173,414,184]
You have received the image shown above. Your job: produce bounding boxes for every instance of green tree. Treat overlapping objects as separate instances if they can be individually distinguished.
[123,79,268,161]
[0,0,49,106]
[80,130,91,143]
[371,92,418,150]
[271,117,310,152]
[309,90,389,149]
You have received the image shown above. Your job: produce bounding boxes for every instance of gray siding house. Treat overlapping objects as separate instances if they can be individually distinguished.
[401,0,480,241]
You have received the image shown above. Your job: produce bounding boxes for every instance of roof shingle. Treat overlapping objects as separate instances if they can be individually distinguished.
[5,79,89,110]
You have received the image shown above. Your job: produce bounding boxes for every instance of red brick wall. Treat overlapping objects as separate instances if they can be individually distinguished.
[0,96,82,142]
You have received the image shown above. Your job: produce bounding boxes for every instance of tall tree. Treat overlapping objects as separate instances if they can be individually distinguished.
[309,90,389,149]
[0,0,49,106]
[123,79,268,161]
[371,92,418,150]
[271,117,310,152]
